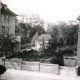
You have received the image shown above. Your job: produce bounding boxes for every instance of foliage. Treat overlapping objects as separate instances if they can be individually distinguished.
[58,22,78,46]
[0,34,19,58]
[46,39,58,55]
[50,56,64,66]
[16,13,45,46]
[18,49,40,61]
[50,46,75,66]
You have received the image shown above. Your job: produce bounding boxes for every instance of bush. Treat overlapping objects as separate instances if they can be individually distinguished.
[50,56,64,66]
[0,65,6,75]
[18,49,40,61]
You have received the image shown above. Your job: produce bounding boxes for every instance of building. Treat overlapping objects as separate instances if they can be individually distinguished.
[0,0,1,34]
[63,54,76,67]
[0,2,17,37]
[76,15,80,65]
[34,34,51,51]
[31,32,39,48]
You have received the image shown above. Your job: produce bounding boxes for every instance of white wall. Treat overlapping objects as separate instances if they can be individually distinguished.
[35,40,49,51]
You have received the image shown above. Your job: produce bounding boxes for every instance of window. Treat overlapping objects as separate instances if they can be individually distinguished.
[6,16,9,22]
[2,26,5,34]
[6,27,9,34]
[70,58,75,60]
[4,15,6,22]
[2,15,4,22]
[65,57,69,59]
[2,15,9,22]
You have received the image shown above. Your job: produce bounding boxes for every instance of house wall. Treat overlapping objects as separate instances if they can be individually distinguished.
[35,41,41,50]
[0,1,1,34]
[77,22,80,65]
[35,40,49,51]
[1,14,15,36]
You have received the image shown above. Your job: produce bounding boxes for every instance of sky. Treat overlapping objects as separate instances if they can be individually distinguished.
[1,0,80,23]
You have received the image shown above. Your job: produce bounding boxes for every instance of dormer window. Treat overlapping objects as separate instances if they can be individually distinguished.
[4,4,7,10]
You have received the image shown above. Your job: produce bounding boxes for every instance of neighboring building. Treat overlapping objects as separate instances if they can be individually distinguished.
[63,54,76,67]
[34,34,51,51]
[0,1,1,34]
[76,15,80,65]
[31,32,39,47]
[0,2,17,37]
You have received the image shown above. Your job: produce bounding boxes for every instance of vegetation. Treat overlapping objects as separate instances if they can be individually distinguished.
[0,34,19,58]
[0,65,6,76]
[15,14,79,65]
[16,13,45,46]
[46,21,78,65]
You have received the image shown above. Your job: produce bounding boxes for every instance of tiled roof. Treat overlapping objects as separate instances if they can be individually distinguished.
[37,34,51,41]
[1,2,18,16]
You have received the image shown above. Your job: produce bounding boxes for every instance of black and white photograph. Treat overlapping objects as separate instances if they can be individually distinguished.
[0,0,80,80]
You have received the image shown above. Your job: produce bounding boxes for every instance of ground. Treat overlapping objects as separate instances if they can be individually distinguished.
[1,69,80,80]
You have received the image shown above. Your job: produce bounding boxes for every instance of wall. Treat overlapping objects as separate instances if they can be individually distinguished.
[0,58,59,74]
[9,16,15,36]
[35,40,49,51]
[0,1,1,34]
[40,63,59,74]
[1,14,15,36]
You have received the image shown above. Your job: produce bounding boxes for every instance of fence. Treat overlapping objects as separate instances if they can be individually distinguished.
[0,58,59,74]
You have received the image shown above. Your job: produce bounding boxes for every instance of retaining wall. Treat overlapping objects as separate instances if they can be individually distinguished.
[0,58,59,74]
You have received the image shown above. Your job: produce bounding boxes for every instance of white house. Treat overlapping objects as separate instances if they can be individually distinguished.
[34,34,51,51]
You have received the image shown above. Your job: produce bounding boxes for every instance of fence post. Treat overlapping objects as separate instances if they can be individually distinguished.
[21,61,22,70]
[39,62,40,72]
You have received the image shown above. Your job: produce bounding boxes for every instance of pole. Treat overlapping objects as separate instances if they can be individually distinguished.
[21,61,22,70]
[39,62,40,72]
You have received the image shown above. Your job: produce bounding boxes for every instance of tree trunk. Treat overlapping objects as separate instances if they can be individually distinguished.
[5,51,7,58]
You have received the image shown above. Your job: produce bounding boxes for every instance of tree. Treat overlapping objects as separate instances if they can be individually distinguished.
[0,34,19,58]
[28,13,44,27]
[47,24,59,42]
[46,38,58,56]
[59,21,78,46]
[16,13,45,46]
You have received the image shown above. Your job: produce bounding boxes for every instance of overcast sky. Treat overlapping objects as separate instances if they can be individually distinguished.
[1,0,80,23]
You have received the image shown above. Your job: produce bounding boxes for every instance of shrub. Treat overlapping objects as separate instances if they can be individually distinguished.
[0,65,6,75]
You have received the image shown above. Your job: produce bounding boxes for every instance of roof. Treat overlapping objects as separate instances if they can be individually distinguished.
[63,54,76,57]
[37,34,51,41]
[31,32,39,44]
[77,15,80,20]
[1,2,18,16]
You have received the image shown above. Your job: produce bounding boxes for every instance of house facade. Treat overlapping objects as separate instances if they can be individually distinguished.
[0,2,17,37]
[34,34,51,51]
